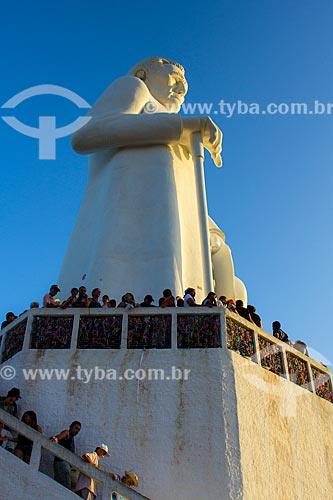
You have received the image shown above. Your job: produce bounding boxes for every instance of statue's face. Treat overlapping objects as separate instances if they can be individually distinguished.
[146,63,188,112]
[210,232,223,254]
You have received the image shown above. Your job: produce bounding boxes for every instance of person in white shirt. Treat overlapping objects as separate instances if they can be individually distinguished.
[183,287,198,307]
[76,444,110,499]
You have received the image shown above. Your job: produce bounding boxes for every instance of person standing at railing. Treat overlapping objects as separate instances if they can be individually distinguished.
[88,288,102,308]
[0,387,21,419]
[272,321,289,343]
[217,295,227,308]
[202,292,218,307]
[14,411,42,463]
[0,427,17,447]
[72,286,90,308]
[183,288,198,307]
[140,294,156,307]
[117,293,140,310]
[159,289,176,308]
[1,311,17,329]
[293,339,309,355]
[226,299,238,313]
[102,295,111,308]
[75,444,111,500]
[121,471,139,488]
[247,305,262,328]
[60,288,79,309]
[0,394,18,450]
[236,300,253,323]
[50,421,82,490]
[111,470,139,488]
[43,284,61,308]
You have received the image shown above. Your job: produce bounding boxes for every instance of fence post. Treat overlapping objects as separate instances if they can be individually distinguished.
[70,311,81,350]
[121,312,128,349]
[29,433,42,470]
[220,309,227,350]
[172,309,178,349]
[22,313,34,352]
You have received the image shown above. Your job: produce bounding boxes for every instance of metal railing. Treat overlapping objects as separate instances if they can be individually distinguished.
[0,307,332,403]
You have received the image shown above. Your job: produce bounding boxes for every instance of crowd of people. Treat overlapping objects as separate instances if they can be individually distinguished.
[0,387,139,498]
[41,284,265,321]
[1,283,308,355]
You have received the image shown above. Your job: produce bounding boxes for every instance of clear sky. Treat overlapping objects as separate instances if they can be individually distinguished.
[1,0,332,365]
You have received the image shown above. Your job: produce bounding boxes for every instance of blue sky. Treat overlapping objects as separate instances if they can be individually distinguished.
[1,0,332,365]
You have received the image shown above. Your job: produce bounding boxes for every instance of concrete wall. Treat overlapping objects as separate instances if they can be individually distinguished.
[1,348,243,500]
[1,346,332,500]
[233,352,333,499]
[0,445,79,500]
[0,408,147,500]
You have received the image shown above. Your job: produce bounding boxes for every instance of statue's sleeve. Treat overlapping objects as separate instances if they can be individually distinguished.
[72,76,183,154]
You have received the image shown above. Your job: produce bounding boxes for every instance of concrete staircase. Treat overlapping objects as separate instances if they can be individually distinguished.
[0,409,149,500]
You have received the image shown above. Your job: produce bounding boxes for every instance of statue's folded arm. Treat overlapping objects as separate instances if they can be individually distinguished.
[72,76,183,154]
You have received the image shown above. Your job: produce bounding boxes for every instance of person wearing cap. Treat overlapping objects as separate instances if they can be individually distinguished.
[121,471,139,488]
[75,444,110,499]
[140,294,156,307]
[1,311,17,330]
[43,284,61,308]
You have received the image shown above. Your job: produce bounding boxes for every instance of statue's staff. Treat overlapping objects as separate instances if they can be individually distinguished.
[191,132,214,295]
[191,131,222,295]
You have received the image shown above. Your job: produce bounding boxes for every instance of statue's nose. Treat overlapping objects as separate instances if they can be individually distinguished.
[175,81,186,95]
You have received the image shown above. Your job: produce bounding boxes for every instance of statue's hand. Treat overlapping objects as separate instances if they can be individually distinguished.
[201,117,223,167]
[180,116,223,167]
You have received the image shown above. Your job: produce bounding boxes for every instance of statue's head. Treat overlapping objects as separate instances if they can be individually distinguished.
[129,57,188,112]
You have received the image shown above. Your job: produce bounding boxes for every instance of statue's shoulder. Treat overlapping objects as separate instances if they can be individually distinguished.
[102,75,150,101]
[90,76,151,113]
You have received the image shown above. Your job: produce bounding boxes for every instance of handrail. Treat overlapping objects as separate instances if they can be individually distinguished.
[0,307,331,401]
[225,310,325,371]
[0,408,150,500]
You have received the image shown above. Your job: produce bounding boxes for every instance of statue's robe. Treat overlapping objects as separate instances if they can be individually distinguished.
[58,76,208,302]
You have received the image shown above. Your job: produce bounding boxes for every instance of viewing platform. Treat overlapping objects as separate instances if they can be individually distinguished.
[1,307,332,403]
[1,308,333,500]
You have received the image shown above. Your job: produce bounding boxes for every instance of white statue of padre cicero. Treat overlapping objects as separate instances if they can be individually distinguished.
[58,57,247,304]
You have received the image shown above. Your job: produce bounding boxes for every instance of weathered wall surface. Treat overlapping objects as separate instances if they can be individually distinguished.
[232,352,333,500]
[0,445,78,500]
[1,348,332,500]
[0,348,243,500]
